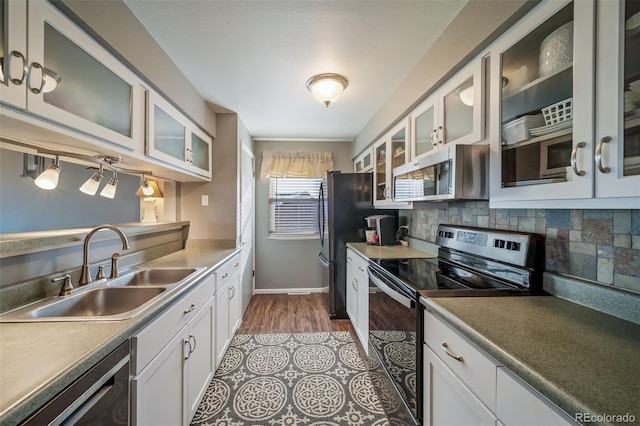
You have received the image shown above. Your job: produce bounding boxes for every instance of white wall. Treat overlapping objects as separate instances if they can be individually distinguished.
[254,140,352,292]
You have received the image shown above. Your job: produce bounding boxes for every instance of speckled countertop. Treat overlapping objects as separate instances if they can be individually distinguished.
[347,242,436,259]
[422,296,640,425]
[0,247,238,426]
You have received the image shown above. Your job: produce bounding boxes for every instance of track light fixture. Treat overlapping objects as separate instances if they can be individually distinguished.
[139,175,154,196]
[100,169,118,199]
[34,156,61,190]
[79,163,104,196]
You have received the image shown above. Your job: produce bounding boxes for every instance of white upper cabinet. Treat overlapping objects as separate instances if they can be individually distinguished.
[147,89,212,179]
[0,0,144,152]
[594,0,640,199]
[354,146,373,173]
[410,58,485,161]
[373,118,412,208]
[489,0,638,208]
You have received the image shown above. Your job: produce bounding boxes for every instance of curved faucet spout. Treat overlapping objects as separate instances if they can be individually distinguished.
[79,225,130,285]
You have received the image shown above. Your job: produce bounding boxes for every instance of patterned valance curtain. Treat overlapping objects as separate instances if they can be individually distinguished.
[260,151,334,178]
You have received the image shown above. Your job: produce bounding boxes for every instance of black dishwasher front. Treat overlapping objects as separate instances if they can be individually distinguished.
[21,341,130,426]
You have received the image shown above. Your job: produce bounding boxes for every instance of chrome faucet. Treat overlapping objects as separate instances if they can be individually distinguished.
[79,225,130,285]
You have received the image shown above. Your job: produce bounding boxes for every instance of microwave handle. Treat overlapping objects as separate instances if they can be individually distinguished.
[570,141,587,176]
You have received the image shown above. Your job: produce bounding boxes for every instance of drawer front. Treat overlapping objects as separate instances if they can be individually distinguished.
[347,248,369,275]
[132,273,215,374]
[424,310,498,410]
[215,253,241,293]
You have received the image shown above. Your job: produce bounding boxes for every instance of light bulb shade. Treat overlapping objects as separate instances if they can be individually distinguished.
[34,163,61,190]
[140,179,154,196]
[100,178,118,199]
[135,180,163,198]
[79,172,103,195]
[306,73,348,107]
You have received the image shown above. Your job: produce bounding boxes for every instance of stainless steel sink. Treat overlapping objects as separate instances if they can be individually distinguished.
[0,267,206,322]
[29,287,165,318]
[106,268,199,287]
[0,287,167,322]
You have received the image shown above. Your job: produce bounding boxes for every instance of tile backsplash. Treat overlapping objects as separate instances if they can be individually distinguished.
[400,202,640,293]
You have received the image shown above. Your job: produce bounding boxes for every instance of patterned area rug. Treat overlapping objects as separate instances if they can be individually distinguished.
[191,332,390,426]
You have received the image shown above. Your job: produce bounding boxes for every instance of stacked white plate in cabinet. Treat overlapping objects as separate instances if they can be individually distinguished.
[629,79,640,93]
[529,120,572,136]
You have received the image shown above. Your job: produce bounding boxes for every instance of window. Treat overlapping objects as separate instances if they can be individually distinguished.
[268,177,326,239]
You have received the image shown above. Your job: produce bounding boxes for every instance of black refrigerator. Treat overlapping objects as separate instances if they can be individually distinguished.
[317,171,397,319]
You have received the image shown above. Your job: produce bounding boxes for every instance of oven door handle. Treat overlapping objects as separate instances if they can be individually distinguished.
[368,267,414,309]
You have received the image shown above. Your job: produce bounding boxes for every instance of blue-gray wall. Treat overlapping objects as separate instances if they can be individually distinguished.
[0,149,140,233]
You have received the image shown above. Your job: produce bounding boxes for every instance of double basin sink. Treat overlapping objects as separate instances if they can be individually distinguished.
[0,267,206,322]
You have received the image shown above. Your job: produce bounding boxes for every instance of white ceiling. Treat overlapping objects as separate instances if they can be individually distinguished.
[123,0,467,140]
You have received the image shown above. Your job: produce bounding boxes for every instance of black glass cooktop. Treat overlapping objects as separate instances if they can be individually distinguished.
[370,257,521,295]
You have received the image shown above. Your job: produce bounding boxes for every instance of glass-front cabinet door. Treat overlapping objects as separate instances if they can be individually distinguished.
[410,58,484,161]
[354,147,373,173]
[438,58,484,147]
[373,137,388,204]
[373,118,411,207]
[0,0,27,109]
[23,0,143,151]
[190,126,212,179]
[147,89,212,179]
[595,0,640,198]
[411,95,438,159]
[489,0,595,203]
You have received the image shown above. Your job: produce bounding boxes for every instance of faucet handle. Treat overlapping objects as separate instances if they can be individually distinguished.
[110,253,121,279]
[52,274,74,296]
[96,264,109,280]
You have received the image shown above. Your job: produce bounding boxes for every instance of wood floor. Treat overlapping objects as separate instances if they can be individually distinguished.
[237,293,353,334]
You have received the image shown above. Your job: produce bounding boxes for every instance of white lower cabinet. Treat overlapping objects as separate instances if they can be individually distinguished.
[496,367,576,426]
[214,254,242,369]
[424,310,577,426]
[423,346,497,426]
[131,272,215,426]
[345,247,369,352]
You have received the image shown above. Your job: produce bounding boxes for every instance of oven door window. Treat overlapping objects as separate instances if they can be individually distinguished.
[368,271,418,421]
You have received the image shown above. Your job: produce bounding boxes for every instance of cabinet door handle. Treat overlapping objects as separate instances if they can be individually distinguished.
[189,334,196,354]
[8,50,28,85]
[441,342,464,363]
[184,339,192,360]
[595,137,611,174]
[27,62,46,94]
[184,303,196,314]
[570,141,587,176]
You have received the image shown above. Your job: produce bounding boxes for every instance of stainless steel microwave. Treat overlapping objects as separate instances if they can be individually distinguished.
[392,144,489,202]
[539,139,573,179]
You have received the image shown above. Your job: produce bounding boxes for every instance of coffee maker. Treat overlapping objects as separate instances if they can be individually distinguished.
[365,215,396,246]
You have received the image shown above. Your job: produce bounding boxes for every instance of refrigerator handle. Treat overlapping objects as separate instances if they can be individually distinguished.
[318,252,330,268]
[318,180,325,246]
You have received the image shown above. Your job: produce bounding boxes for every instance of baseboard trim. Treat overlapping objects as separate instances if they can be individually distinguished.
[254,286,329,295]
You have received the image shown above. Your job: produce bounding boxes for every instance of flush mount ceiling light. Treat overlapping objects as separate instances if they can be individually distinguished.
[306,73,349,107]
[79,163,104,196]
[34,155,61,190]
[100,169,118,199]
